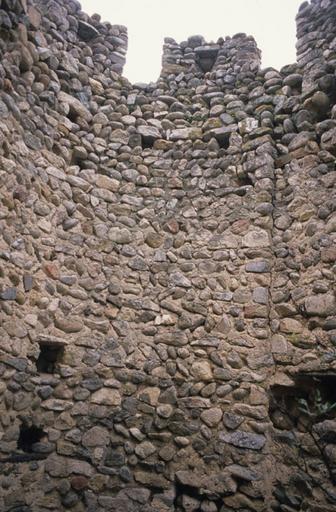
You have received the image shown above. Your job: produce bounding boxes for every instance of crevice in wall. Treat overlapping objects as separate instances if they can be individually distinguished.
[237,173,254,187]
[0,453,48,463]
[6,506,32,512]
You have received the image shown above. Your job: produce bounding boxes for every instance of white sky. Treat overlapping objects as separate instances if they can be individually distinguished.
[79,0,304,83]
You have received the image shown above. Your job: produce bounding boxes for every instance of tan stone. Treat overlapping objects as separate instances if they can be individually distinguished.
[190,361,213,381]
[95,175,120,192]
[242,229,270,248]
[279,318,303,334]
[169,127,203,140]
[135,441,157,459]
[200,407,223,427]
[91,389,121,406]
[271,334,288,354]
[139,387,160,406]
[82,427,110,447]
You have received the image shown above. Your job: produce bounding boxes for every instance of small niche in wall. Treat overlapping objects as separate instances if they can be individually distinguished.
[137,127,160,150]
[237,172,254,187]
[195,46,219,73]
[36,341,64,374]
[141,135,155,149]
[17,424,47,453]
[217,136,230,150]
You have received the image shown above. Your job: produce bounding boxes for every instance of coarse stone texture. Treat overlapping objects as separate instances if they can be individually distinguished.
[0,0,335,511]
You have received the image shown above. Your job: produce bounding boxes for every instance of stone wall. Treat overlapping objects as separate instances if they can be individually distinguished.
[161,33,260,77]
[0,0,335,511]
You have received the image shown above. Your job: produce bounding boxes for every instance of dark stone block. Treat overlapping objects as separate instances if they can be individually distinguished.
[77,20,99,41]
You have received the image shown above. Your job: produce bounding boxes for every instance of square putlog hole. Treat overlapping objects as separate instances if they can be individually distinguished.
[36,344,64,373]
[17,424,47,453]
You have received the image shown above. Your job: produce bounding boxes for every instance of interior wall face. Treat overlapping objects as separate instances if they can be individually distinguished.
[0,0,335,511]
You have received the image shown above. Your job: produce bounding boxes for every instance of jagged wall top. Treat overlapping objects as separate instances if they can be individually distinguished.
[296,0,336,92]
[161,33,261,79]
[1,0,335,86]
[0,0,128,74]
[0,0,336,510]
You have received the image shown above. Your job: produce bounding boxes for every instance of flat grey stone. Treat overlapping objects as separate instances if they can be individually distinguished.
[219,430,266,450]
[246,260,271,273]
[305,294,335,317]
[0,287,17,300]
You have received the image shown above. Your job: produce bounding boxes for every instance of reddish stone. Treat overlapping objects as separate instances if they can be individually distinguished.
[44,263,60,280]
[71,476,88,491]
[321,247,336,263]
[165,219,179,234]
[28,6,42,28]
[231,219,249,235]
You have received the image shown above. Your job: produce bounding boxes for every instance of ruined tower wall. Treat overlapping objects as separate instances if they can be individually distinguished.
[296,0,336,93]
[161,33,261,77]
[0,0,335,511]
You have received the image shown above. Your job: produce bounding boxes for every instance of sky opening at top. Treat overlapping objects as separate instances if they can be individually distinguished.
[79,0,304,83]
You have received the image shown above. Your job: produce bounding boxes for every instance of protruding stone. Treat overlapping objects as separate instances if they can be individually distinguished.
[78,20,99,41]
[58,91,92,122]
